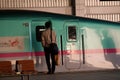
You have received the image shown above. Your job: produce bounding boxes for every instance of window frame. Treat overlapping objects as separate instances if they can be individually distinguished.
[67,25,78,42]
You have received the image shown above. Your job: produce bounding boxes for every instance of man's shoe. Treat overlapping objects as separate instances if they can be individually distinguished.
[47,72,51,74]
[51,71,54,74]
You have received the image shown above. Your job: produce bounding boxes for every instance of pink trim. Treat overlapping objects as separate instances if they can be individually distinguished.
[0,48,120,58]
[0,52,32,58]
[0,51,47,58]
[85,49,119,54]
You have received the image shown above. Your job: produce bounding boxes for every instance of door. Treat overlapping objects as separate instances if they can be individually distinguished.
[31,20,48,52]
[64,20,81,69]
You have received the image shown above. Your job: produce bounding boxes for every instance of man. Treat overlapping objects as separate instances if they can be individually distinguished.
[41,21,56,74]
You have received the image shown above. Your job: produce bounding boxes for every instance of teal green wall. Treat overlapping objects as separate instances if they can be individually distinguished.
[0,20,30,52]
[0,10,120,53]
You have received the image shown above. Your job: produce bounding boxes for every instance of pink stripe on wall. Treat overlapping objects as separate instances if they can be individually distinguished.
[85,49,120,54]
[0,52,44,58]
[64,49,120,54]
[0,48,120,58]
[0,52,31,58]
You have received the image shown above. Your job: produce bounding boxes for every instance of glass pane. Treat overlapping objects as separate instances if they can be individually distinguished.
[68,26,77,41]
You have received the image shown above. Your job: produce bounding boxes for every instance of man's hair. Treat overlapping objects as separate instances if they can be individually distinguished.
[45,21,52,29]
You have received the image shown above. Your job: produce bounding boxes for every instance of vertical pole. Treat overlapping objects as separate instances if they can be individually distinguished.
[60,35,64,65]
[71,0,76,16]
[29,22,33,59]
[82,34,85,64]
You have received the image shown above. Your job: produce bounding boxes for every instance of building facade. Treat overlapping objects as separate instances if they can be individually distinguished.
[0,0,72,15]
[0,0,120,22]
[76,0,120,22]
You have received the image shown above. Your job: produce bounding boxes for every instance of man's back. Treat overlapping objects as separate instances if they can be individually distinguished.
[41,28,56,47]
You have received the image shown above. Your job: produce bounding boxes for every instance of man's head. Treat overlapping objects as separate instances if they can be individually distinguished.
[45,21,52,29]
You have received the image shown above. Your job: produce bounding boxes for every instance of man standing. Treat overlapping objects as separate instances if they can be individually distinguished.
[41,21,56,74]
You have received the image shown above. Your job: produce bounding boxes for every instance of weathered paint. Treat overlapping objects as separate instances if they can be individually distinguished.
[0,10,120,72]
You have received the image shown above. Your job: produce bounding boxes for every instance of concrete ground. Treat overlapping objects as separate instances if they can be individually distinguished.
[0,70,120,80]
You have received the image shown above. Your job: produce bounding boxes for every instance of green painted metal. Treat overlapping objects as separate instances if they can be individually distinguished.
[0,10,120,54]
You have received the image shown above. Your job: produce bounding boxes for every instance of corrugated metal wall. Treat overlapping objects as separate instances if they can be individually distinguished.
[86,14,120,22]
[85,0,120,7]
[85,0,120,22]
[0,0,70,8]
[76,0,120,22]
[0,0,120,22]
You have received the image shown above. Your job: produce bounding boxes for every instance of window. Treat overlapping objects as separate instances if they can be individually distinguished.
[36,25,45,42]
[68,26,77,41]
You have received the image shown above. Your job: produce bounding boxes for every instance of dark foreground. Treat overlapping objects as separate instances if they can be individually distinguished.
[0,70,120,80]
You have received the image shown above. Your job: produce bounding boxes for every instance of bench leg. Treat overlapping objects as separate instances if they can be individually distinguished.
[21,75,30,80]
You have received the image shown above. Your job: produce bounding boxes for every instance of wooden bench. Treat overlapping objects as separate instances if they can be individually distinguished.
[16,60,37,74]
[0,61,15,75]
